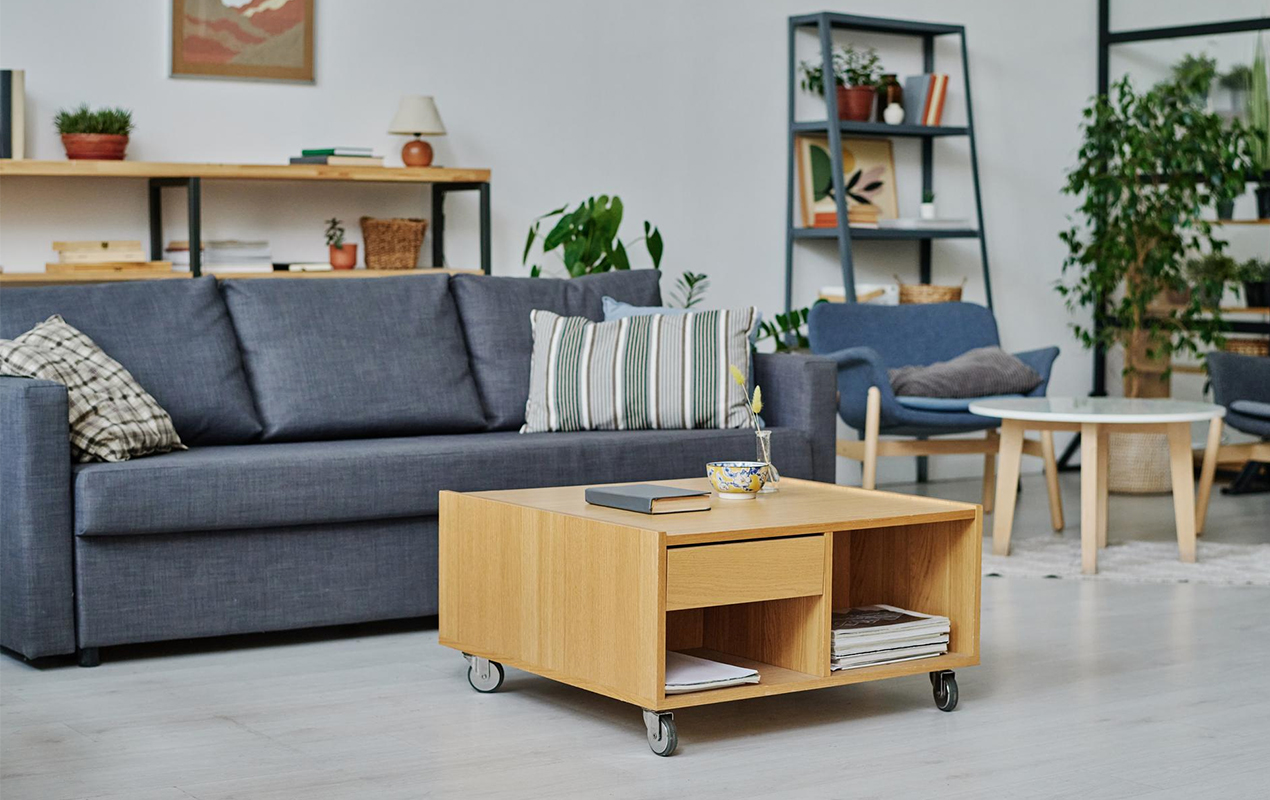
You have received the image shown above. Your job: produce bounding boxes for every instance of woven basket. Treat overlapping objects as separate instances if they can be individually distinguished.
[1107,432,1173,494]
[360,217,427,269]
[896,275,964,304]
[1222,337,1269,357]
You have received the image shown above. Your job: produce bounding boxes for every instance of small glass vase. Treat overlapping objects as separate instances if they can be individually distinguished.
[755,429,780,493]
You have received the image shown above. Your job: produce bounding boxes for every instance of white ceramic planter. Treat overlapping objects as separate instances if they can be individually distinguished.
[919,202,936,220]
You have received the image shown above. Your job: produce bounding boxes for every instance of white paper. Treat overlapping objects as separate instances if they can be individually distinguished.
[665,652,760,694]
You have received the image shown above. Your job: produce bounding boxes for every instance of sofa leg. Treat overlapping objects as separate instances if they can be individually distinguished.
[77,648,100,668]
[862,386,881,490]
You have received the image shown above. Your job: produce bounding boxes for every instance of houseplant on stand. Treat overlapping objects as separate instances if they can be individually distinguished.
[799,45,883,122]
[1058,66,1251,492]
[326,218,357,269]
[55,104,133,160]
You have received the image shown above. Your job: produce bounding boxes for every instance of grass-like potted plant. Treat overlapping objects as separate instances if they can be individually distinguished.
[1059,66,1252,492]
[325,218,357,269]
[1241,257,1270,308]
[54,104,133,160]
[799,45,883,122]
[1249,36,1270,219]
[1182,253,1242,307]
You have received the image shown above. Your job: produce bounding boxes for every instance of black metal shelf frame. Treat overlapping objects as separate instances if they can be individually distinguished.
[784,12,992,316]
[147,177,491,277]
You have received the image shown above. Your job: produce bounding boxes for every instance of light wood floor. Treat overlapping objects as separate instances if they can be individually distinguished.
[2,473,1268,799]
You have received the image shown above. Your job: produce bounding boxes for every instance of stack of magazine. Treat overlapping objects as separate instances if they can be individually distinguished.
[831,604,949,671]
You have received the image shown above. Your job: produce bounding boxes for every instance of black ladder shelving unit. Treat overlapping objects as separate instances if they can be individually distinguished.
[784,12,991,315]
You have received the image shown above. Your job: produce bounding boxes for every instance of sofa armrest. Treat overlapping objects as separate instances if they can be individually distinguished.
[0,377,77,658]
[1013,346,1060,397]
[752,353,837,482]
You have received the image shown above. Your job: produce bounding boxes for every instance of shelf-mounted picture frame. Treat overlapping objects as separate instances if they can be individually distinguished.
[171,0,315,83]
[795,135,898,228]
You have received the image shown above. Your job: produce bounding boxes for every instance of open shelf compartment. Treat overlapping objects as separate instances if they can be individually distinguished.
[660,517,980,710]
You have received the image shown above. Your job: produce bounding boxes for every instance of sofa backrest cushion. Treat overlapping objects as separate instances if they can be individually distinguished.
[808,301,1001,369]
[220,274,486,441]
[0,277,262,445]
[450,270,663,430]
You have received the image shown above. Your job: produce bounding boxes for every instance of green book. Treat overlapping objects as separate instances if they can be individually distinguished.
[301,147,374,157]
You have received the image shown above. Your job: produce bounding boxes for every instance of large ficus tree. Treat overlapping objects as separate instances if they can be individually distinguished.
[1058,66,1252,396]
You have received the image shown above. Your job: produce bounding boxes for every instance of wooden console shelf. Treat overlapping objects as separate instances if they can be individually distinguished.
[0,268,481,287]
[0,159,493,275]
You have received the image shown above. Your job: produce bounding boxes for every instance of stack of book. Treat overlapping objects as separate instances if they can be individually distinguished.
[167,240,274,274]
[812,204,880,229]
[902,74,949,126]
[830,604,949,671]
[47,240,170,275]
[289,147,383,167]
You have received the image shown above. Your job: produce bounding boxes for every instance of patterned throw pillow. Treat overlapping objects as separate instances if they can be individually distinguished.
[0,315,186,462]
[522,307,758,433]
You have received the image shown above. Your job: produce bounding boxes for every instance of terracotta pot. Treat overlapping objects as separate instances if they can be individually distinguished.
[836,85,875,122]
[61,133,128,160]
[329,243,358,269]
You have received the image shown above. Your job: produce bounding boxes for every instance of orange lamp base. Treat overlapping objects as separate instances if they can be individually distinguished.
[401,138,434,167]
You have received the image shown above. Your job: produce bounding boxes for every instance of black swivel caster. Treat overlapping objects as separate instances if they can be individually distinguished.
[464,654,504,693]
[642,709,677,756]
[930,669,958,712]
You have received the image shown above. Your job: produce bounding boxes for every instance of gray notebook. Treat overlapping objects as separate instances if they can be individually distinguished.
[584,484,711,514]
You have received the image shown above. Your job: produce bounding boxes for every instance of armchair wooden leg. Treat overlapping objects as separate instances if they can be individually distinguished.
[862,386,881,490]
[981,431,997,514]
[1195,417,1222,535]
[1040,431,1064,532]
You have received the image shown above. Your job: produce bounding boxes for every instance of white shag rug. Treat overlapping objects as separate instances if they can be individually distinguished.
[983,536,1270,586]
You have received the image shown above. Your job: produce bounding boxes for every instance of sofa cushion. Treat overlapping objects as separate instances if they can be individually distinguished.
[0,277,261,445]
[220,275,486,441]
[1230,399,1270,421]
[0,316,185,462]
[888,346,1042,398]
[73,427,812,536]
[451,270,663,430]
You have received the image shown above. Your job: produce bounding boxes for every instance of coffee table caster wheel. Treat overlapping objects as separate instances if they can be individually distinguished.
[930,670,958,712]
[464,654,504,693]
[642,709,677,757]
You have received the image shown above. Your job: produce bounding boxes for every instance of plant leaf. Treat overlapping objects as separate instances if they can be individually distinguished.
[647,226,663,268]
[522,222,538,264]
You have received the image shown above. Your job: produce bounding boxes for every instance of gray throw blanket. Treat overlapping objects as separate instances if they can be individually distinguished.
[888,346,1042,398]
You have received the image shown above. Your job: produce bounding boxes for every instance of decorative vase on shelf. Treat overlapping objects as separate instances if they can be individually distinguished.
[755,429,779,493]
[883,102,905,125]
[878,74,902,110]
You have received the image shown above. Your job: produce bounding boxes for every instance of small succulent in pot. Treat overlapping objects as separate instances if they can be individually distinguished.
[325,217,358,269]
[55,104,134,160]
[920,189,936,220]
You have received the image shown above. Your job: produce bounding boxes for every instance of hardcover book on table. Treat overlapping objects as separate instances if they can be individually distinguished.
[584,484,710,514]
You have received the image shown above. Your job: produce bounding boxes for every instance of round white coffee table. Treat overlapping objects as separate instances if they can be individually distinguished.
[967,397,1226,574]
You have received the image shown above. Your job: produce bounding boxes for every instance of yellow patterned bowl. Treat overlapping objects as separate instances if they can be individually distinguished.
[706,461,769,500]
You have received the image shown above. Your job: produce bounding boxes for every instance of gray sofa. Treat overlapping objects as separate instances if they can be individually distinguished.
[0,271,836,665]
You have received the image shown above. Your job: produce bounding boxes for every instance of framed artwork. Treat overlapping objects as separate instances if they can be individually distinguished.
[795,136,898,227]
[171,0,315,83]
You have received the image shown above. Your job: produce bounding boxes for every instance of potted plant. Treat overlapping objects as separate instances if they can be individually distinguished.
[1241,257,1270,308]
[920,190,936,220]
[1169,53,1216,105]
[54,104,133,160]
[799,45,883,122]
[1183,253,1241,307]
[1059,68,1251,491]
[1219,64,1252,117]
[325,218,357,269]
[1249,36,1270,219]
[522,195,662,277]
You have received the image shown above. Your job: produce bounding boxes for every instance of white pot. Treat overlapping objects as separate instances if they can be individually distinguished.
[919,203,936,220]
[882,102,905,125]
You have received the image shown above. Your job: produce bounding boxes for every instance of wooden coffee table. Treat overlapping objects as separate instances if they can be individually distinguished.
[439,477,981,756]
[969,397,1226,575]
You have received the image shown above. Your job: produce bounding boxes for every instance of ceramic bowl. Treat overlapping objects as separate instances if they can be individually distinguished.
[706,461,769,500]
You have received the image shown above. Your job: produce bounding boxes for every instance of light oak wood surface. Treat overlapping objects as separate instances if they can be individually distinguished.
[665,536,824,611]
[0,159,490,183]
[0,268,480,286]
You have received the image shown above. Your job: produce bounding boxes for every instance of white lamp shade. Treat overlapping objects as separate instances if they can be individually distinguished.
[389,95,446,136]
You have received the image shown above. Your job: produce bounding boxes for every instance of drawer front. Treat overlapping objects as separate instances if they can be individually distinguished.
[665,535,824,611]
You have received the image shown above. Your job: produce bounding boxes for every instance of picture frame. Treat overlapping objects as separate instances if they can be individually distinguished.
[171,0,315,83]
[794,136,898,227]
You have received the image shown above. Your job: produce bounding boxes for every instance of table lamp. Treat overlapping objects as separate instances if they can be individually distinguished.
[389,95,446,167]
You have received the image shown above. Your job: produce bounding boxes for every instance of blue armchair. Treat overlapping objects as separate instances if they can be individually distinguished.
[808,301,1062,523]
[1196,352,1270,530]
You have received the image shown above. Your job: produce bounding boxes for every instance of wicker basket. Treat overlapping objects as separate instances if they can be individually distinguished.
[1107,432,1173,494]
[896,275,965,304]
[360,217,427,269]
[1222,337,1270,357]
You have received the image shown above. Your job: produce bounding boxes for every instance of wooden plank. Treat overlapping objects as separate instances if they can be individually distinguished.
[0,159,490,184]
[0,268,480,286]
[438,491,664,709]
[464,477,978,546]
[702,594,829,678]
[45,261,170,274]
[666,536,824,610]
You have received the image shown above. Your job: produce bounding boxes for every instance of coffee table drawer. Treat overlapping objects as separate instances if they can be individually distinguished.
[665,535,824,610]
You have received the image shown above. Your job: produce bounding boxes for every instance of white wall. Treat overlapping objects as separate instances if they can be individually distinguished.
[2,0,1190,483]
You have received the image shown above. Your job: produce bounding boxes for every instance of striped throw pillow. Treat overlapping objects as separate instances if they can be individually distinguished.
[0,315,186,462]
[522,307,758,433]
